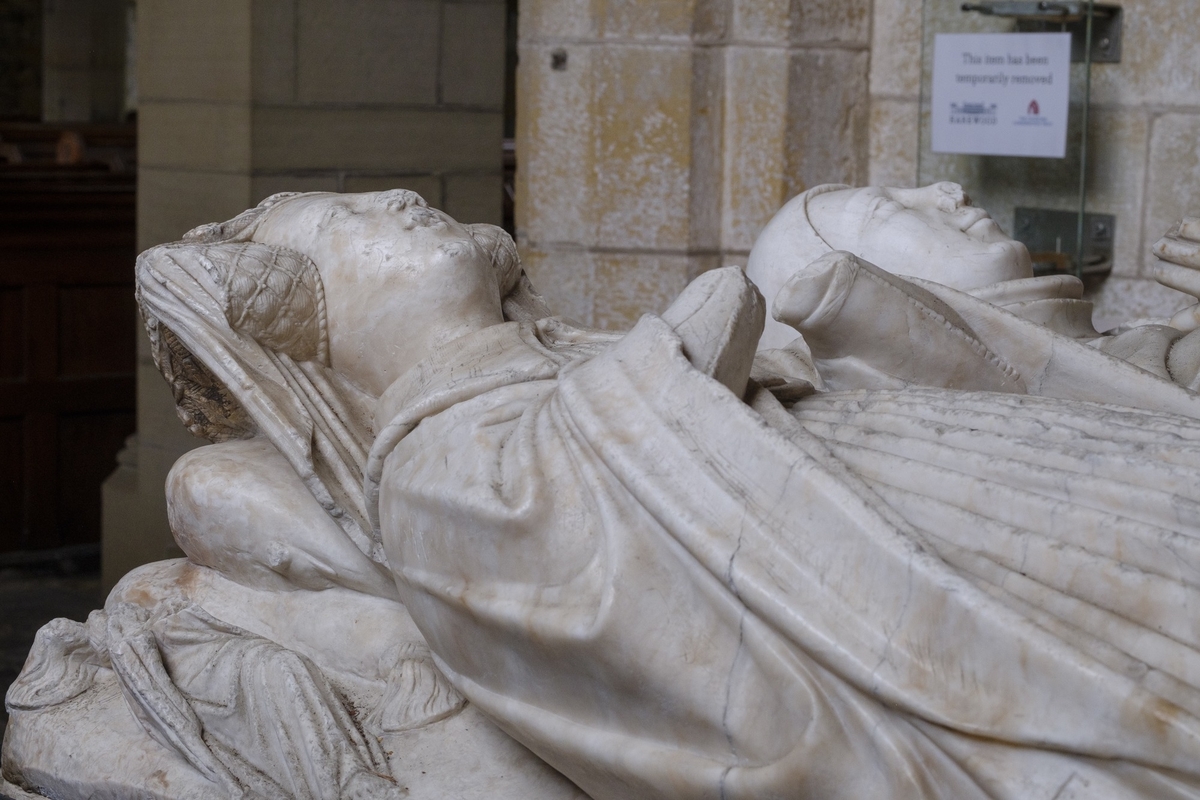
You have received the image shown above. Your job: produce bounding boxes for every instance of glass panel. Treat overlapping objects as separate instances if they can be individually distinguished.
[919,0,1101,278]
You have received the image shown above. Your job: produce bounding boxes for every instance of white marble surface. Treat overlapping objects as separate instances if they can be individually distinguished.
[747,182,1036,350]
[747,184,1200,398]
[6,189,1200,799]
[3,559,586,800]
[5,191,578,800]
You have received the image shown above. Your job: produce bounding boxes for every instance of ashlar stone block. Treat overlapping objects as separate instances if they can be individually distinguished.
[101,448,158,591]
[692,0,731,44]
[138,0,252,103]
[1089,0,1200,108]
[444,172,503,225]
[137,168,252,249]
[600,0,697,40]
[516,42,597,246]
[720,45,789,253]
[592,251,693,330]
[1144,113,1200,274]
[297,0,440,106]
[868,98,918,189]
[441,2,507,109]
[519,0,596,41]
[1088,276,1193,332]
[252,107,502,172]
[251,0,296,103]
[788,0,870,47]
[869,0,921,99]
[784,48,870,199]
[520,246,595,325]
[728,0,789,45]
[138,101,252,172]
[687,46,725,253]
[594,44,694,251]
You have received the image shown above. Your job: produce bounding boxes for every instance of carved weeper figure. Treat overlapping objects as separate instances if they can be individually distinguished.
[6,188,1200,799]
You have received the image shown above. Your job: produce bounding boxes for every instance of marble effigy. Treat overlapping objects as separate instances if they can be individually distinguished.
[5,186,1200,799]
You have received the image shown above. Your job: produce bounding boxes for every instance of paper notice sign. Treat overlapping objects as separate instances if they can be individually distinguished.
[931,32,1072,158]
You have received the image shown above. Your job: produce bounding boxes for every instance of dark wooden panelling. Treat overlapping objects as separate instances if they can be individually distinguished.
[25,282,55,380]
[0,195,136,257]
[0,139,136,552]
[23,409,54,546]
[0,418,23,551]
[58,284,136,377]
[0,287,23,380]
[0,376,135,416]
[57,411,135,546]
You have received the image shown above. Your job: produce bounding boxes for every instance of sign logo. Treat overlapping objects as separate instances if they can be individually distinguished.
[949,101,998,125]
[931,32,1071,158]
[1015,99,1052,127]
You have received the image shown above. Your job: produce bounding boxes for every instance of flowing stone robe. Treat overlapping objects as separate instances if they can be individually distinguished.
[134,239,381,560]
[371,313,1200,800]
[5,239,466,799]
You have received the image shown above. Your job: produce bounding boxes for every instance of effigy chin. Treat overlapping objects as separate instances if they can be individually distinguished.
[5,186,1200,800]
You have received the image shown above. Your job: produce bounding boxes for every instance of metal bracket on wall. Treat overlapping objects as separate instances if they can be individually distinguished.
[1014,207,1115,276]
[961,2,1123,62]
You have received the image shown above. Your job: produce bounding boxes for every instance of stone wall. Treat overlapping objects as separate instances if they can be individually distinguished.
[516,0,873,329]
[102,0,508,587]
[866,0,920,188]
[869,0,1200,331]
[1083,0,1200,329]
[135,0,506,249]
[520,0,1200,332]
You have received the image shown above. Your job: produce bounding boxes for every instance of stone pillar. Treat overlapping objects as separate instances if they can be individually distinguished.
[866,0,920,188]
[102,0,508,588]
[516,0,871,329]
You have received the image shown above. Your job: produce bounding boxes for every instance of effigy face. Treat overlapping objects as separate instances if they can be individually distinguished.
[6,189,1200,800]
[804,182,1032,287]
[245,189,511,396]
[746,180,1036,349]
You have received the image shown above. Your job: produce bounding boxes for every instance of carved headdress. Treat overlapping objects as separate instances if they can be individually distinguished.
[745,184,849,350]
[136,191,547,562]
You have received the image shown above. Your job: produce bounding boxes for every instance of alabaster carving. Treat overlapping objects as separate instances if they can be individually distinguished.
[6,187,1200,799]
[748,184,1200,400]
